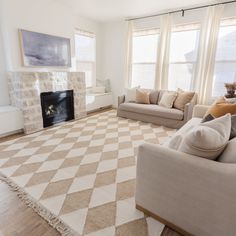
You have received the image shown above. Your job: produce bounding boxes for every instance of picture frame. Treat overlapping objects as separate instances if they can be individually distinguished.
[19,29,71,67]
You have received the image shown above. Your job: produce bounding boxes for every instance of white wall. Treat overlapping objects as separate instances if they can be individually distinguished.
[101,21,128,107]
[0,0,103,105]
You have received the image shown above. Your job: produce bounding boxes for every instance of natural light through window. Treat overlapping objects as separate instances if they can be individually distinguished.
[75,30,96,88]
[212,19,236,97]
[168,24,200,91]
[131,29,159,89]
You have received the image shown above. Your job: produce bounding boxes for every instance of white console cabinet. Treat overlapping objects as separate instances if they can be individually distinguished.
[86,93,113,113]
[0,106,24,137]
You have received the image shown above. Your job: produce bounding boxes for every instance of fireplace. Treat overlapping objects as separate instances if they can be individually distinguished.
[40,90,74,128]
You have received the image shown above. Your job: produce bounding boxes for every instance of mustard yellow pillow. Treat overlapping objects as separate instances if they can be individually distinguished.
[136,89,150,104]
[205,97,236,117]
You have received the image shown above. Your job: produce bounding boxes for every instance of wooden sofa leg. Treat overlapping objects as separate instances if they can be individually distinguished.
[136,204,192,236]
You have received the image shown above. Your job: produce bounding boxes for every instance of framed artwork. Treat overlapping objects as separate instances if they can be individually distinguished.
[19,29,71,67]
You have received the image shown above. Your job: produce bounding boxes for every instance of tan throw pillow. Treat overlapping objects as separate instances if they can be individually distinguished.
[178,114,231,160]
[174,89,195,111]
[205,97,236,118]
[159,91,177,108]
[136,89,150,104]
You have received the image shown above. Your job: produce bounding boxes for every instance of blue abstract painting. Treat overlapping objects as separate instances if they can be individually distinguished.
[20,29,71,67]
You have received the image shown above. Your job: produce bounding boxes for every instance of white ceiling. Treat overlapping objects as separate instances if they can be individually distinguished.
[57,0,219,22]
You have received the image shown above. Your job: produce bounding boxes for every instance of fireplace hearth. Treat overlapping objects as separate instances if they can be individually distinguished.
[40,90,74,128]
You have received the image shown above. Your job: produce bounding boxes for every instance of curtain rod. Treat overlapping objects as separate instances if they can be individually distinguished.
[126,0,236,21]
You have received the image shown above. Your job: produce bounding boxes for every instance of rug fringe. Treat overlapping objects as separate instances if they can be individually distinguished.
[0,174,80,236]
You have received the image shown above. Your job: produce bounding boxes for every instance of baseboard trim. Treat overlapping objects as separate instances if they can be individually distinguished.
[136,204,192,236]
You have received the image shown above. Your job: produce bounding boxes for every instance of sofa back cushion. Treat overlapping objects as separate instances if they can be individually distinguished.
[149,90,159,104]
[218,137,236,163]
[177,114,231,160]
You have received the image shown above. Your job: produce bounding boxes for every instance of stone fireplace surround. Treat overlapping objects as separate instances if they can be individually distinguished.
[8,72,86,134]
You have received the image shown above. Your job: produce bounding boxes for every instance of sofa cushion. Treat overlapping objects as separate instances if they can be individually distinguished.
[125,86,140,103]
[174,89,195,111]
[202,114,236,140]
[136,89,150,104]
[178,114,231,160]
[159,91,178,108]
[205,97,236,117]
[149,90,159,104]
[164,117,201,148]
[218,137,236,163]
[119,103,184,120]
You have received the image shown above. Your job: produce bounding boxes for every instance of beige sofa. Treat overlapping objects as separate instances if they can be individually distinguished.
[136,105,236,236]
[117,90,197,129]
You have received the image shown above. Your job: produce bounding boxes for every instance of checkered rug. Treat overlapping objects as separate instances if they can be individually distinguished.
[0,110,175,236]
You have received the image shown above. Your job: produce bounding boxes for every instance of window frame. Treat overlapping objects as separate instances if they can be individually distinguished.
[74,29,96,88]
[212,18,236,98]
[130,28,160,89]
[168,23,200,91]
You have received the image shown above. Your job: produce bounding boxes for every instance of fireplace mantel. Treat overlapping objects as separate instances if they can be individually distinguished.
[8,72,86,134]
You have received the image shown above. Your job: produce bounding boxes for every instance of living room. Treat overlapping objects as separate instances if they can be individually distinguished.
[0,0,236,235]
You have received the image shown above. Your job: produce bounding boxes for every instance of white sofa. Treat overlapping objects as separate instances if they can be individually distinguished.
[136,105,236,236]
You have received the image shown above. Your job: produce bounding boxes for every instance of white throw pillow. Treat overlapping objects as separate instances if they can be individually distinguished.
[218,137,236,163]
[125,86,140,103]
[159,92,177,108]
[178,114,231,160]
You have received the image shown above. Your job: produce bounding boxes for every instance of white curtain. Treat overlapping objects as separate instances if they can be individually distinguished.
[194,5,224,104]
[155,14,172,90]
[124,21,133,88]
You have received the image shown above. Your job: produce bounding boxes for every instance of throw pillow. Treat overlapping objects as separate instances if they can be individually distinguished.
[205,97,236,117]
[218,137,236,163]
[136,89,150,104]
[202,114,236,140]
[159,91,178,109]
[174,89,195,111]
[178,114,231,160]
[125,86,140,103]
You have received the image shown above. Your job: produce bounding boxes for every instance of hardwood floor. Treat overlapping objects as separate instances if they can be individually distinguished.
[0,181,59,236]
[0,109,182,236]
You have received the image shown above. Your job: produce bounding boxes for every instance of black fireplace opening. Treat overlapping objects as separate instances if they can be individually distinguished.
[40,90,75,128]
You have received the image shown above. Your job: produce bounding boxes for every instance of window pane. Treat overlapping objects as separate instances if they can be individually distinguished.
[132,34,158,63]
[170,30,199,62]
[75,34,95,61]
[131,64,156,89]
[168,64,194,91]
[77,62,94,87]
[216,25,236,61]
[212,62,236,97]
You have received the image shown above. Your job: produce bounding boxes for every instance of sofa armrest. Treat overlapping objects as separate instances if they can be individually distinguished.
[118,95,125,107]
[136,143,236,236]
[183,93,198,122]
[193,105,210,118]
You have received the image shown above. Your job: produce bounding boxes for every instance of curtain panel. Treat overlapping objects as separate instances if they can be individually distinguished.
[125,5,227,104]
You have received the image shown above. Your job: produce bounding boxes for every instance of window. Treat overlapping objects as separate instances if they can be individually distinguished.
[168,24,200,91]
[75,30,96,88]
[212,19,236,97]
[131,29,159,89]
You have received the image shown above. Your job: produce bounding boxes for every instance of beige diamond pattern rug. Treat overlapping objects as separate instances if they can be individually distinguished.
[0,110,175,236]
